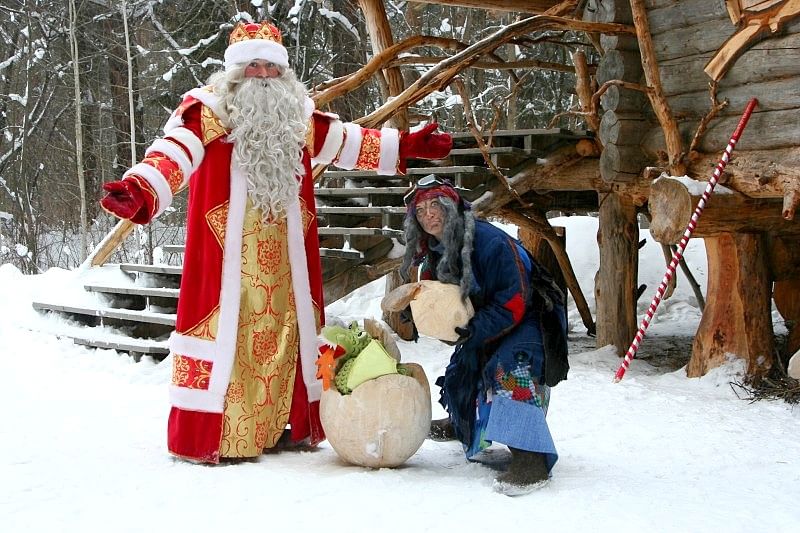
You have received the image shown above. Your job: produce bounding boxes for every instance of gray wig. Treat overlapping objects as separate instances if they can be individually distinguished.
[400,196,475,299]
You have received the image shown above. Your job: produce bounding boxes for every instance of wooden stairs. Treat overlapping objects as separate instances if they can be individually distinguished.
[32,128,590,359]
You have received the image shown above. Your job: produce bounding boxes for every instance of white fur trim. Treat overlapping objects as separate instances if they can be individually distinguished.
[166,162,246,414]
[123,163,173,217]
[377,127,400,175]
[335,123,363,170]
[310,120,344,166]
[303,96,315,120]
[165,127,205,171]
[147,139,193,182]
[169,385,225,413]
[205,159,248,399]
[169,332,217,362]
[286,199,323,402]
[163,109,184,133]
[224,40,289,70]
[185,87,229,127]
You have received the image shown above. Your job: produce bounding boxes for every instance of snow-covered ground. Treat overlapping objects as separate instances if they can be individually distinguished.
[2,216,799,532]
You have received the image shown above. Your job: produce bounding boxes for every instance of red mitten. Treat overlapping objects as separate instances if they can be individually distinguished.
[399,123,453,161]
[100,179,145,221]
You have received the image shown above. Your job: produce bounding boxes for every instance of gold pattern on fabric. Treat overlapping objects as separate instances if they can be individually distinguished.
[299,197,313,236]
[305,118,315,155]
[206,202,229,250]
[201,105,228,145]
[354,130,381,169]
[219,199,299,458]
[181,305,220,341]
[172,354,212,390]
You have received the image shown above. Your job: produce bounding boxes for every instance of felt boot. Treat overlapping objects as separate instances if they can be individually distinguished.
[428,417,456,441]
[492,447,550,496]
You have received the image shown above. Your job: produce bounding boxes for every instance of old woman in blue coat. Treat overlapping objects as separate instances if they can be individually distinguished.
[400,178,568,495]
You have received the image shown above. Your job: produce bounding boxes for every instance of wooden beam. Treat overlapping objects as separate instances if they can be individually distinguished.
[648,177,800,244]
[409,0,559,13]
[387,56,583,74]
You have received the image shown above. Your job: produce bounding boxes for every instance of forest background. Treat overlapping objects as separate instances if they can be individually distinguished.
[0,0,585,274]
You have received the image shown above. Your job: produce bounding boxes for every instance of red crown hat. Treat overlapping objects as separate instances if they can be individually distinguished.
[224,21,289,71]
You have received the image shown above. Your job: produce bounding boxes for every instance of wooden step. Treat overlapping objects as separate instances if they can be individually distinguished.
[448,127,588,140]
[161,244,185,254]
[71,336,170,356]
[317,227,404,238]
[84,284,180,299]
[32,301,177,326]
[316,206,406,215]
[448,146,533,156]
[322,165,491,179]
[319,248,363,259]
[120,263,183,276]
[313,186,409,197]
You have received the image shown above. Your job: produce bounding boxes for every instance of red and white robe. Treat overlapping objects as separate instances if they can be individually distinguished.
[122,85,402,463]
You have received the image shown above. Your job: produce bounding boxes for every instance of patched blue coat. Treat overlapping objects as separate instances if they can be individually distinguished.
[421,220,568,461]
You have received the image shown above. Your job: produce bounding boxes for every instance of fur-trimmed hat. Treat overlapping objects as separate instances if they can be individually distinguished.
[224,21,289,71]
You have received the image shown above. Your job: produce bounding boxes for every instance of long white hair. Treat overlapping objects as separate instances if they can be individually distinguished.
[210,65,308,220]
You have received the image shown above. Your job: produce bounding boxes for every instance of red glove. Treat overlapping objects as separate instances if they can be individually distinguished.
[399,123,453,161]
[100,179,145,221]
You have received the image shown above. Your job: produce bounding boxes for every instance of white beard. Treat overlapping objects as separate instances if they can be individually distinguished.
[225,74,308,220]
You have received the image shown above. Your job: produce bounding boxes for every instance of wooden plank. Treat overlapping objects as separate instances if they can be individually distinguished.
[646,0,729,36]
[319,248,363,259]
[322,166,491,179]
[642,107,800,154]
[72,336,170,355]
[119,263,183,276]
[314,187,409,197]
[161,244,185,254]
[84,284,179,299]
[664,76,800,119]
[659,24,800,96]
[448,128,587,139]
[448,146,532,156]
[316,206,406,215]
[317,227,404,238]
[32,302,177,326]
[651,18,732,62]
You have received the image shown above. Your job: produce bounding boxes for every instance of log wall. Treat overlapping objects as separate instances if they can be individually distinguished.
[641,3,800,165]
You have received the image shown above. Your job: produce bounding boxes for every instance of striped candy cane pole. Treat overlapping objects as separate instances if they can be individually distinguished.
[613,98,758,383]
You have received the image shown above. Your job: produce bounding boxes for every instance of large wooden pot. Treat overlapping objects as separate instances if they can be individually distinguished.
[320,362,431,468]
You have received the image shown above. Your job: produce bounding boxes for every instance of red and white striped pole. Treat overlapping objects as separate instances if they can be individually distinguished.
[613,98,759,383]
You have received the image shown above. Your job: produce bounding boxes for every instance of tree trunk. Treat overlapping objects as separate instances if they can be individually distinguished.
[70,0,88,262]
[357,0,407,129]
[596,191,638,354]
[689,233,774,378]
[519,226,567,296]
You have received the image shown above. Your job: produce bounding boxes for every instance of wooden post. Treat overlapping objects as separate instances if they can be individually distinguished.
[357,0,408,129]
[519,226,567,297]
[596,191,638,354]
[689,233,774,378]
